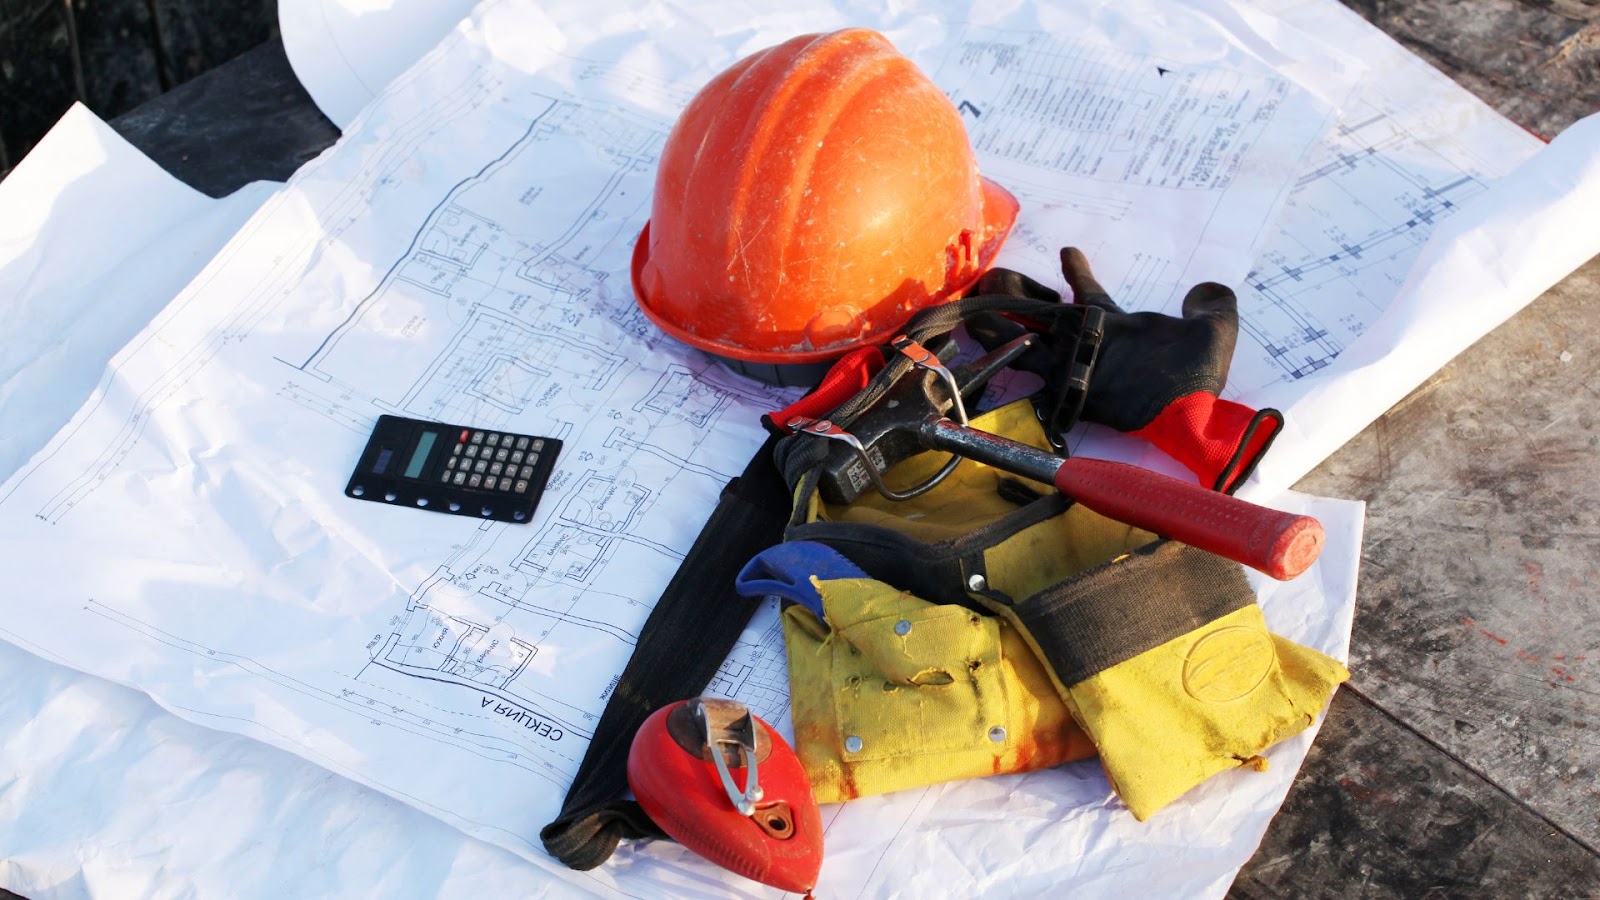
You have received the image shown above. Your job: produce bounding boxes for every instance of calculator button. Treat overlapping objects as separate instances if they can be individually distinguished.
[532,439,545,451]
[514,479,530,493]
[446,456,458,469]
[441,471,453,482]
[485,433,500,447]
[504,477,517,490]
[495,447,509,462]
[519,465,534,479]
[453,472,467,486]
[459,429,470,443]
[489,462,504,476]
[515,436,530,450]
[452,442,463,455]
[508,450,523,465]
[474,459,489,474]
[470,431,484,444]
[468,474,483,488]
[465,444,479,458]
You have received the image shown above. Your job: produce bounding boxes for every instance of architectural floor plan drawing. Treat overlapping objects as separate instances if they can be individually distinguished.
[1048,0,1546,492]
[0,0,1401,895]
[1228,93,1496,391]
[292,97,657,425]
[947,33,1292,190]
[269,90,791,790]
[0,11,808,871]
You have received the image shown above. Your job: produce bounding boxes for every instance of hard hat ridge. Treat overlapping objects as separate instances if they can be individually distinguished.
[632,28,1019,383]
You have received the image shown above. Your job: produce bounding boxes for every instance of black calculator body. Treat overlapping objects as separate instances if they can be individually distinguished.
[345,415,562,522]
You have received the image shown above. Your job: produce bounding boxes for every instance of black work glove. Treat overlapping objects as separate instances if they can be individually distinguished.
[969,247,1282,493]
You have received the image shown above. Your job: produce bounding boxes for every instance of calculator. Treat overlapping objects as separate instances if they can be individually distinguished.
[345,415,562,522]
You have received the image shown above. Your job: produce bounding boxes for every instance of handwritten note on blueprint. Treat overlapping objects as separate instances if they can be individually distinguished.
[0,0,1366,896]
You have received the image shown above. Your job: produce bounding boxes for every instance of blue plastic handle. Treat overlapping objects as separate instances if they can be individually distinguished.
[734,541,868,619]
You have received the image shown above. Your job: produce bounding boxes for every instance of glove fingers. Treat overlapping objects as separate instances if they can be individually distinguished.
[1178,282,1240,379]
[1060,247,1123,313]
[1179,281,1240,326]
[972,267,1062,303]
[966,311,1029,349]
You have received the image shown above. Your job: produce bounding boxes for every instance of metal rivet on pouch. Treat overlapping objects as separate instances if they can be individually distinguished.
[968,573,987,591]
[894,619,912,636]
[988,726,1007,743]
[845,735,863,753]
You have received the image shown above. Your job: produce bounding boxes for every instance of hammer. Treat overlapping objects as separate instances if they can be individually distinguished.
[791,340,1323,581]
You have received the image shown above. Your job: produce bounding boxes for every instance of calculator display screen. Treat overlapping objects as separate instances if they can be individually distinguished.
[404,430,438,479]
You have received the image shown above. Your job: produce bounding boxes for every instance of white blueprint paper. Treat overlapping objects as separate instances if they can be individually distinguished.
[0,1,1358,896]
[278,0,1361,131]
[281,0,1365,315]
[0,105,544,900]
[0,108,519,899]
[0,104,278,482]
[280,0,476,129]
[278,0,1600,504]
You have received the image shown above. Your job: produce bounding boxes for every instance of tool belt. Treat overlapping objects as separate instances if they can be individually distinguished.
[770,397,1345,817]
[543,286,1341,868]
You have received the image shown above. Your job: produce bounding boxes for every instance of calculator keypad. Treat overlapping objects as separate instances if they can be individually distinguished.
[456,429,547,493]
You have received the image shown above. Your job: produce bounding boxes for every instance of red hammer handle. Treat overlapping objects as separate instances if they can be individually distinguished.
[1054,457,1324,580]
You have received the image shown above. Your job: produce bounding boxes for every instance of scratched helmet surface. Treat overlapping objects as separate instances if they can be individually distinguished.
[631,28,1018,380]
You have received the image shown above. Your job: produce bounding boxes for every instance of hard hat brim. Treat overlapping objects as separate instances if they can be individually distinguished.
[632,175,1020,367]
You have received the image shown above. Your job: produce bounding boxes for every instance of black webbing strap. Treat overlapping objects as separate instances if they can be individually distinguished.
[539,433,790,870]
[986,540,1253,687]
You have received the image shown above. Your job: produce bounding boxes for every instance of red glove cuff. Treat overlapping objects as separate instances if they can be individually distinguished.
[1131,391,1283,493]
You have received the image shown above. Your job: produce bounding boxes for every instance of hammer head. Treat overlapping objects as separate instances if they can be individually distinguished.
[814,367,953,505]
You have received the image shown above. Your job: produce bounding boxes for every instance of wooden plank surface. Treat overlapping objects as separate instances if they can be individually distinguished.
[1297,255,1600,850]
[1235,691,1600,898]
[1236,263,1600,898]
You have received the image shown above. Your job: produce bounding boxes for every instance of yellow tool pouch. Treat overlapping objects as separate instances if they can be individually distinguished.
[778,400,1347,818]
[781,572,1096,803]
[976,538,1348,819]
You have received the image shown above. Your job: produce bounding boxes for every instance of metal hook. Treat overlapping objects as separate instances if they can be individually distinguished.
[891,335,970,425]
[699,703,763,815]
[788,417,960,503]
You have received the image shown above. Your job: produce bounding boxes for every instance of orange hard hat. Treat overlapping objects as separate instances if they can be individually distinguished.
[632,28,1019,381]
